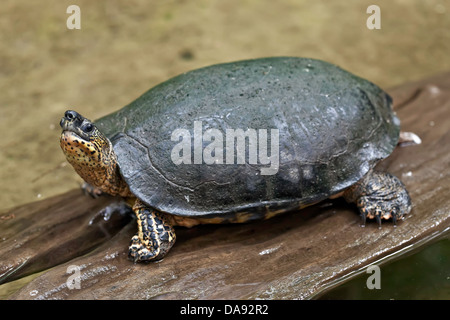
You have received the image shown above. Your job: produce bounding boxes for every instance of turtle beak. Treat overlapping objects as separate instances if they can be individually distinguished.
[60,110,84,131]
[60,110,93,141]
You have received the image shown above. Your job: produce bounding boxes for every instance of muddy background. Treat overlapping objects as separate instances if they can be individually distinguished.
[0,0,448,211]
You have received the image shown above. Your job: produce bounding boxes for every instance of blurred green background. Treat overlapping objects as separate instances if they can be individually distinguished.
[0,0,448,299]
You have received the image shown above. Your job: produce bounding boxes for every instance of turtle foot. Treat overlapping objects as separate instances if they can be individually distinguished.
[128,200,176,263]
[129,235,161,263]
[344,170,412,228]
[357,201,402,228]
[82,182,105,198]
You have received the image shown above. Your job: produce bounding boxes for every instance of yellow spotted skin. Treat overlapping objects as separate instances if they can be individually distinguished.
[60,131,101,182]
[60,131,130,198]
[129,199,176,262]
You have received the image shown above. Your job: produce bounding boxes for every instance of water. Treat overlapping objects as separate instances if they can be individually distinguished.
[318,236,450,300]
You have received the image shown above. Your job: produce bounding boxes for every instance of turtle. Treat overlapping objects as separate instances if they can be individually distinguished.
[59,57,412,263]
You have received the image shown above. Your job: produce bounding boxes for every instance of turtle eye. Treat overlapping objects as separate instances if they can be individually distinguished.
[84,123,94,133]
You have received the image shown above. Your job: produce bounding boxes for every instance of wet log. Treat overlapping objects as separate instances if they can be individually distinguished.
[1,72,449,299]
[0,190,131,285]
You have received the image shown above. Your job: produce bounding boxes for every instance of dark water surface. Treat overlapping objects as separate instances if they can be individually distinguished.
[318,233,450,299]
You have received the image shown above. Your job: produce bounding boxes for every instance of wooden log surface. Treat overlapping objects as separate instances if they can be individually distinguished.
[1,72,449,300]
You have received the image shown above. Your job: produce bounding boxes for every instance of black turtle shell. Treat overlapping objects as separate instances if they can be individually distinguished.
[95,57,400,219]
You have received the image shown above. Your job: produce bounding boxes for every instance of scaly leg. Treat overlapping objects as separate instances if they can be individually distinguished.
[128,199,176,262]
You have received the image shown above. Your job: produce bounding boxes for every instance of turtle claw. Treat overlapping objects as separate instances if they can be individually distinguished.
[392,214,397,227]
[360,213,367,227]
[390,208,398,227]
[360,209,400,229]
[375,214,382,229]
[82,182,104,198]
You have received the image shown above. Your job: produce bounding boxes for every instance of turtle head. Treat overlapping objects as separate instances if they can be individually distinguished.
[60,110,110,157]
[60,110,129,197]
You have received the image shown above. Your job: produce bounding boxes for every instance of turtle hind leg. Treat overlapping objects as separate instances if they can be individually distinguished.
[129,200,176,263]
[344,170,412,227]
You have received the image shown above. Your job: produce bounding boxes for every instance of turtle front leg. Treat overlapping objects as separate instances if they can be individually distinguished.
[81,182,105,198]
[343,170,412,228]
[129,199,176,262]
